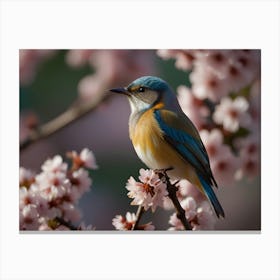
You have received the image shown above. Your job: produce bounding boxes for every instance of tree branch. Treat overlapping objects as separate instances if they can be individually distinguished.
[157,169,192,231]
[132,205,144,230]
[20,94,111,151]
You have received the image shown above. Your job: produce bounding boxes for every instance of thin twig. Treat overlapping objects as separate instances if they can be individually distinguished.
[158,169,192,231]
[20,94,111,151]
[132,205,144,230]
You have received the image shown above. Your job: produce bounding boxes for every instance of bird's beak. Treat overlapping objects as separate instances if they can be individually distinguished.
[109,87,130,96]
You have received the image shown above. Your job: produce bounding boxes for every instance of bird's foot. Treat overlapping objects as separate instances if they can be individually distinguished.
[154,167,178,190]
[173,180,180,187]
[154,167,174,176]
[154,168,170,184]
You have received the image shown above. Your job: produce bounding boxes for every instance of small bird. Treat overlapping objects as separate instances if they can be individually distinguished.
[110,76,225,218]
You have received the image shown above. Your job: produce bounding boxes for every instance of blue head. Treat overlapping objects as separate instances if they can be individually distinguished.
[110,76,181,113]
[127,76,170,93]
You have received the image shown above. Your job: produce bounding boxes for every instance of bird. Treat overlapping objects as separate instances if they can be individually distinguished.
[110,76,225,218]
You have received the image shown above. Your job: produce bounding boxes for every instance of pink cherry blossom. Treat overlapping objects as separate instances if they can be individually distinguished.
[20,204,40,230]
[60,202,82,222]
[126,176,152,209]
[162,197,174,210]
[162,179,204,211]
[112,212,155,230]
[177,179,205,203]
[67,148,98,170]
[168,197,216,231]
[192,201,216,230]
[161,49,260,102]
[19,185,50,218]
[200,128,233,163]
[19,167,35,188]
[41,155,68,174]
[190,63,230,101]
[174,52,195,70]
[20,149,97,230]
[234,133,260,181]
[68,168,92,201]
[80,148,98,169]
[35,170,68,195]
[126,169,168,212]
[181,197,198,221]
[194,50,230,79]
[112,212,136,230]
[213,96,251,132]
[225,50,260,92]
[168,213,185,231]
[210,149,240,187]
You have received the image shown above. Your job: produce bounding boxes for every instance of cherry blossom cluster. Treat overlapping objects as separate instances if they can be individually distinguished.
[158,49,260,186]
[168,180,216,230]
[112,168,216,230]
[19,148,97,230]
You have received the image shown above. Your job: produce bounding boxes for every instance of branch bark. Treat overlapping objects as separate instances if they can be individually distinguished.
[20,94,111,151]
[131,205,144,230]
[158,169,192,231]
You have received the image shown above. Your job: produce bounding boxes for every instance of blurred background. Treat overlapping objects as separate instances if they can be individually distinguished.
[20,49,260,230]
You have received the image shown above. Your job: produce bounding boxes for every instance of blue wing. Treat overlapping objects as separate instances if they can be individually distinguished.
[154,109,224,217]
[154,109,216,186]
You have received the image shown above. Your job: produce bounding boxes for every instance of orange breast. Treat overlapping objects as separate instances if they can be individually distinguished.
[130,108,164,161]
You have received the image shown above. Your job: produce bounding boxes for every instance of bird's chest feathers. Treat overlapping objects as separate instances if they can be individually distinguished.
[130,109,163,149]
[129,109,164,167]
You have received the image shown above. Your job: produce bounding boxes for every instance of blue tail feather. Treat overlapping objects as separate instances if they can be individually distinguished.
[198,174,225,218]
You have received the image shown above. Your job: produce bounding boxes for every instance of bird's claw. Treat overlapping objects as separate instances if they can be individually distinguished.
[154,167,179,188]
[154,167,174,175]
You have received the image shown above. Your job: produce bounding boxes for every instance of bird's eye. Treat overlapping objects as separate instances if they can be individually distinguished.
[138,87,145,92]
